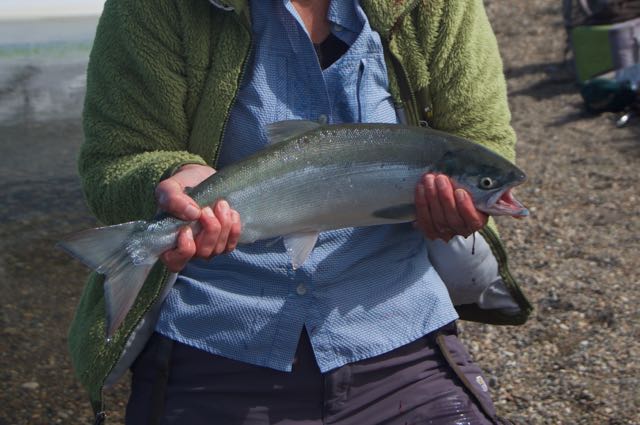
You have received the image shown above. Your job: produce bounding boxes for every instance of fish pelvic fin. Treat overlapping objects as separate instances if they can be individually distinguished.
[57,221,154,339]
[284,231,320,269]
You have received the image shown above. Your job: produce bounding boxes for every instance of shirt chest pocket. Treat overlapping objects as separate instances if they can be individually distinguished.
[347,56,398,124]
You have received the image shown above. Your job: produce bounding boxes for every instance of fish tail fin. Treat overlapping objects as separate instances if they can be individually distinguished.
[58,221,154,339]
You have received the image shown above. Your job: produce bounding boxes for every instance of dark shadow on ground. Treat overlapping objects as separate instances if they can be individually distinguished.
[507,60,579,101]
[505,60,572,81]
[545,101,592,127]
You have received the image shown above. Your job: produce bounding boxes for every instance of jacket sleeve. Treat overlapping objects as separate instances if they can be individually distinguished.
[426,0,516,163]
[79,0,207,224]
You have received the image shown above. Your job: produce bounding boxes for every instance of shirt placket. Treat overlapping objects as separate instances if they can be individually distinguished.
[282,0,333,123]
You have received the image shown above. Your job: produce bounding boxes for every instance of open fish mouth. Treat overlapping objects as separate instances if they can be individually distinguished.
[483,188,529,217]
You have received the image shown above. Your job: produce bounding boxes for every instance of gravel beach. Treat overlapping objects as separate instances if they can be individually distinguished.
[0,2,638,424]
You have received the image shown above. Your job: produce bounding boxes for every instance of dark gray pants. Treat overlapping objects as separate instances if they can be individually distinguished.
[126,323,502,425]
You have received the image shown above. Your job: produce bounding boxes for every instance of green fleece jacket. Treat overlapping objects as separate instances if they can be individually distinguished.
[70,0,532,417]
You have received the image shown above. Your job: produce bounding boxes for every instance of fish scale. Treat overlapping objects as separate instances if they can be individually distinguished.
[58,120,528,338]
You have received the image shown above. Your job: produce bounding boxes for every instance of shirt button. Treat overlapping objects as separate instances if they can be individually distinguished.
[296,283,307,296]
[333,24,344,32]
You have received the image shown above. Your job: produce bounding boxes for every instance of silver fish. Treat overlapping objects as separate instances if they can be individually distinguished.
[59,120,528,338]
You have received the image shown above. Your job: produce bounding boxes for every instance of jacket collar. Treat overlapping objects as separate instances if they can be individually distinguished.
[207,0,418,37]
[360,0,420,38]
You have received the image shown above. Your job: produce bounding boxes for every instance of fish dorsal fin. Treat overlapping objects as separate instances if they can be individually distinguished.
[266,120,322,144]
[283,231,320,269]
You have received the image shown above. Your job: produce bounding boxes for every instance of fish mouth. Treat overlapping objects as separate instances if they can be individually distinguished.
[482,188,529,217]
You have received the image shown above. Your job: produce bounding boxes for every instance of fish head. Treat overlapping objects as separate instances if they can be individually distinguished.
[434,148,529,218]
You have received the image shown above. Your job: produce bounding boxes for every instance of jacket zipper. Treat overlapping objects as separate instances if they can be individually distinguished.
[384,0,423,127]
[93,269,171,422]
[479,226,533,320]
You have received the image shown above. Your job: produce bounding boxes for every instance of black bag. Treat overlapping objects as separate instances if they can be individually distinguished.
[564,0,640,27]
[580,78,638,113]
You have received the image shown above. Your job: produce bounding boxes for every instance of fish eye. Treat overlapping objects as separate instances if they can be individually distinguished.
[479,177,495,189]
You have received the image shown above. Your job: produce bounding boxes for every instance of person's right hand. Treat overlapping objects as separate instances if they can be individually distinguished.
[155,164,242,272]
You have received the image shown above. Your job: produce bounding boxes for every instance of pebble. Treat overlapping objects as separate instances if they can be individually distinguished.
[21,382,39,390]
[2,2,639,425]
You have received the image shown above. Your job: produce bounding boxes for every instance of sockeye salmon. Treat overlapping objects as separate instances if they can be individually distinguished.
[59,120,528,338]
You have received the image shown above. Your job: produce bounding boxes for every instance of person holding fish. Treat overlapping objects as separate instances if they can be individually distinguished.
[65,0,532,423]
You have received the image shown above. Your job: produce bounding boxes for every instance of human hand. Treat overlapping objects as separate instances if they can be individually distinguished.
[414,173,488,242]
[155,164,242,272]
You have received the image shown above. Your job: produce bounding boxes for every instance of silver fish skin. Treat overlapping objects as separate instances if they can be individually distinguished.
[58,120,528,339]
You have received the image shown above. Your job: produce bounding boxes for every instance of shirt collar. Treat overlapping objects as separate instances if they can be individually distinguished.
[212,0,419,39]
[326,0,362,35]
[282,0,364,46]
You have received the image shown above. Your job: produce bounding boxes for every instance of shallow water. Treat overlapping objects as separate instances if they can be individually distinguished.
[0,16,97,48]
[0,16,96,217]
[0,16,96,124]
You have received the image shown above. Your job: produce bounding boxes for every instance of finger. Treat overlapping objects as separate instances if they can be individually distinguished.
[160,227,196,272]
[454,189,488,234]
[435,175,467,236]
[414,183,437,240]
[423,174,452,241]
[155,179,201,221]
[225,209,242,253]
[213,200,233,256]
[194,207,221,258]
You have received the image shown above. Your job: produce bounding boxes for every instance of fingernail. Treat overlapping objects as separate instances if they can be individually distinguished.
[436,175,447,189]
[218,200,230,215]
[425,174,435,188]
[184,226,193,239]
[203,206,214,218]
[455,189,466,202]
[184,204,200,220]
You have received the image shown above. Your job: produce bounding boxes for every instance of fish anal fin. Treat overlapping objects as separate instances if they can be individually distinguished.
[283,231,320,269]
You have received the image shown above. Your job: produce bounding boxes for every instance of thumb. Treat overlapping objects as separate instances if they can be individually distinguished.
[156,179,201,221]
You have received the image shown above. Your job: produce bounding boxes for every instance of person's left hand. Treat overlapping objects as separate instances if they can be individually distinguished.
[414,173,488,242]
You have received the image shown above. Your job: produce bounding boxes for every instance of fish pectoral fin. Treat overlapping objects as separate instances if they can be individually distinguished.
[266,120,322,144]
[372,204,416,220]
[283,231,320,269]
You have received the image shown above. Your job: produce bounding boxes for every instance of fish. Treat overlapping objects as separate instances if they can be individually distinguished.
[58,120,528,339]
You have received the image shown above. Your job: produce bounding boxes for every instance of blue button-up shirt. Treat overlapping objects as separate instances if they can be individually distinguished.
[156,0,458,372]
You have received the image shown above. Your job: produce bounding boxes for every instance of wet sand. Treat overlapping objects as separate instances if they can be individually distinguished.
[1,2,639,424]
